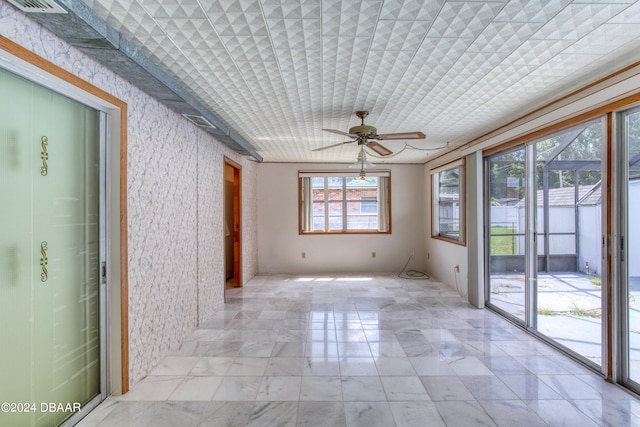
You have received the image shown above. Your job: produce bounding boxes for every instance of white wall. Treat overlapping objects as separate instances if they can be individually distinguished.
[257,163,425,274]
[423,164,469,296]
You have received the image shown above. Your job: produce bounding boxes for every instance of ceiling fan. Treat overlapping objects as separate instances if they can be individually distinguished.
[314,111,426,156]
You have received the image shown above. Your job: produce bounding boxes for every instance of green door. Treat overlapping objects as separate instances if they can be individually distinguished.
[0,66,102,427]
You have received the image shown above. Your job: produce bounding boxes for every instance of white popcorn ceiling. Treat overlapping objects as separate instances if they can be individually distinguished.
[81,0,640,163]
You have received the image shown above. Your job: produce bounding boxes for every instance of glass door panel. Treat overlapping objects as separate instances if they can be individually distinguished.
[0,67,101,426]
[533,121,603,366]
[486,148,526,322]
[624,109,640,385]
[0,65,34,411]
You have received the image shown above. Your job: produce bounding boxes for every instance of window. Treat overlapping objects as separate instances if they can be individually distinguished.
[299,171,390,233]
[431,161,465,244]
[360,196,377,214]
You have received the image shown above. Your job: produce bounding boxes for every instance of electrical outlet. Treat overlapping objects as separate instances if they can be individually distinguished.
[372,251,376,258]
[302,252,306,259]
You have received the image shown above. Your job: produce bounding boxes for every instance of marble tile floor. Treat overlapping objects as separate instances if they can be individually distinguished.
[77,274,640,426]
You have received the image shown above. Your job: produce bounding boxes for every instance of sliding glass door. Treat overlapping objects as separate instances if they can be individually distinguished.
[533,121,603,366]
[487,148,526,322]
[0,66,104,426]
[621,107,640,388]
[486,120,604,367]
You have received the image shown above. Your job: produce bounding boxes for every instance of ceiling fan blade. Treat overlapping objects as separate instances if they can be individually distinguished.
[375,131,426,140]
[323,128,358,138]
[367,141,393,156]
[312,140,354,152]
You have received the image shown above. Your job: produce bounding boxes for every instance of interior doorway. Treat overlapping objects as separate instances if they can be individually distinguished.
[224,158,242,298]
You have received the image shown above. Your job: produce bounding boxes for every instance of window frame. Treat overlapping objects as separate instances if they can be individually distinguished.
[431,160,466,245]
[299,170,391,234]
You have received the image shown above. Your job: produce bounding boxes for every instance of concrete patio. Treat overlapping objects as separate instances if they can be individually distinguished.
[490,273,640,378]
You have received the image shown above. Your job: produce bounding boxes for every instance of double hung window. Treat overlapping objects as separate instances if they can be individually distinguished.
[431,161,465,244]
[299,171,391,233]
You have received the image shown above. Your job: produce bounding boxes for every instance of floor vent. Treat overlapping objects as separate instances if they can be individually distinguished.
[6,0,67,14]
[183,114,217,129]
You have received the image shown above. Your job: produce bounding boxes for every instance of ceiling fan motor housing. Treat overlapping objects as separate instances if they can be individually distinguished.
[349,124,377,136]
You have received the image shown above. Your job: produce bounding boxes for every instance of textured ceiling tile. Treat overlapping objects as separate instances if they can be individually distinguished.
[469,21,542,53]
[371,19,430,51]
[216,0,263,15]
[81,0,146,35]
[266,19,290,47]
[520,38,573,64]
[494,0,572,23]
[324,37,368,64]
[139,0,206,19]
[77,0,640,163]
[533,3,631,41]
[563,24,640,55]
[155,18,213,48]
[98,0,148,28]
[300,0,322,19]
[322,0,381,37]
[379,0,445,21]
[427,2,504,39]
[219,12,262,36]
[609,1,640,23]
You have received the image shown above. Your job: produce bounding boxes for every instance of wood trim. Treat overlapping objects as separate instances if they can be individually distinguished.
[235,165,242,287]
[387,173,393,235]
[430,162,467,246]
[432,234,467,247]
[297,173,392,235]
[300,231,393,235]
[224,157,242,288]
[298,176,303,234]
[224,156,242,169]
[0,35,130,393]
[119,105,129,393]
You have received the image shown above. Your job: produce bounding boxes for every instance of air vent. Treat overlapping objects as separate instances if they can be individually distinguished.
[182,114,217,129]
[6,0,67,14]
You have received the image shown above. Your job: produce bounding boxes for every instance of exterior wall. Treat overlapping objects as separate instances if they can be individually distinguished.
[1,4,258,387]
[257,163,425,274]
[578,205,601,275]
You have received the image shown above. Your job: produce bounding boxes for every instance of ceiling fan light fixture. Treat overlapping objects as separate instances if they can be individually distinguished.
[349,148,375,178]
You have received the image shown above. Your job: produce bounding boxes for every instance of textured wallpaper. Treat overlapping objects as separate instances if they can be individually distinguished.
[0,3,258,387]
